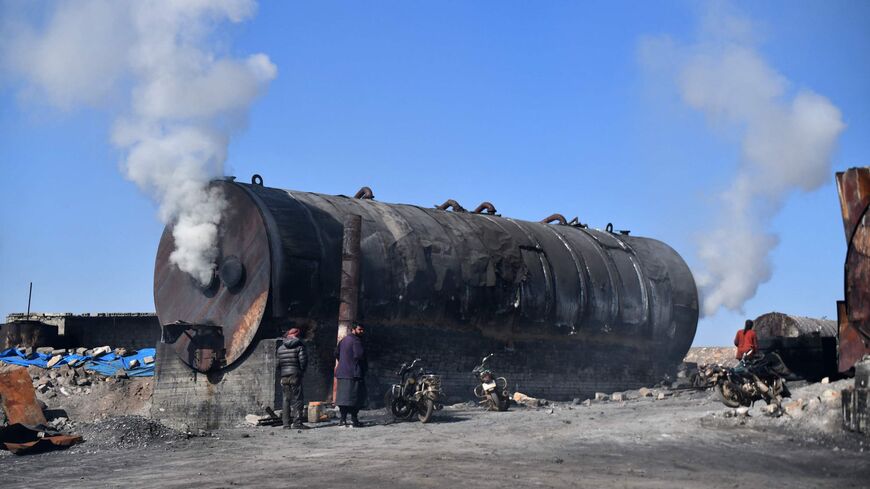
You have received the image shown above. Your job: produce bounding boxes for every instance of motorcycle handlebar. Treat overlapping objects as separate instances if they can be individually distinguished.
[473,353,495,373]
[397,358,423,375]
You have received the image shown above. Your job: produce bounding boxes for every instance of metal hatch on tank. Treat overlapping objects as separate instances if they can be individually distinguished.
[154,174,700,389]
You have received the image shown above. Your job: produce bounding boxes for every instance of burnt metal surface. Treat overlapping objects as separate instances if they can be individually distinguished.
[154,178,699,381]
[836,167,870,372]
[154,182,270,372]
[754,312,838,381]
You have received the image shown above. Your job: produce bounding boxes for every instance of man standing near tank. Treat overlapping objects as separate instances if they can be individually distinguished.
[277,328,308,429]
[335,322,367,427]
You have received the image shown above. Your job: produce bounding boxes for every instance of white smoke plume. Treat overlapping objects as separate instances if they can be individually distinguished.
[1,0,276,285]
[640,3,845,317]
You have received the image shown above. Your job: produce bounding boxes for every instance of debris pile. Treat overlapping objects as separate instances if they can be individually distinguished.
[69,415,185,452]
[684,347,738,368]
[707,378,855,440]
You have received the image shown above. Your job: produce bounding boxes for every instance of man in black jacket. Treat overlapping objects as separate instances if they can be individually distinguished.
[277,328,308,429]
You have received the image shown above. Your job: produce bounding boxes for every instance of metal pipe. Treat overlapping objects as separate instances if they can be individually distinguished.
[338,215,362,341]
[568,217,587,228]
[435,199,467,212]
[541,213,568,225]
[334,214,362,402]
[354,187,374,200]
[26,282,32,318]
[472,202,497,214]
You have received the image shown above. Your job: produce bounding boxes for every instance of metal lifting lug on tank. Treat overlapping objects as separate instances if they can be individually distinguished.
[154,174,699,398]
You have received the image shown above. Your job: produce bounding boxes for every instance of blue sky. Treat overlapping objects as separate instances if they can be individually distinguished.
[1,1,868,345]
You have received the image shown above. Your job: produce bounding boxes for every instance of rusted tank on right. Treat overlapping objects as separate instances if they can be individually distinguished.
[836,167,870,373]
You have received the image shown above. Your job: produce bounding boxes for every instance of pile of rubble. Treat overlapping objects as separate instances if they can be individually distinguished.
[684,347,738,368]
[29,361,120,400]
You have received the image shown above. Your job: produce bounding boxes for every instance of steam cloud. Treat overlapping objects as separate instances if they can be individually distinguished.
[640,4,845,317]
[1,0,276,285]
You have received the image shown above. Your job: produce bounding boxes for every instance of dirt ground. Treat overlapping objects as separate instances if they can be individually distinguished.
[2,382,868,489]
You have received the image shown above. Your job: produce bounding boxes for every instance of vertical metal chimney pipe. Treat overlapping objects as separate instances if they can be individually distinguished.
[333,214,362,402]
[337,214,362,341]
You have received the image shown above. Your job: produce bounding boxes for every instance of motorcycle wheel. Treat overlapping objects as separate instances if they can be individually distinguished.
[487,392,501,412]
[474,384,485,399]
[383,390,394,414]
[716,382,742,408]
[497,392,509,412]
[391,397,414,420]
[417,398,435,423]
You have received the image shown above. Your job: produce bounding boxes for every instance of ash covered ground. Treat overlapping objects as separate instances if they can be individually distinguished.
[2,365,868,489]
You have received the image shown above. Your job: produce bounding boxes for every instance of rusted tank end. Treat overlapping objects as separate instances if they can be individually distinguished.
[836,167,870,372]
[154,181,271,373]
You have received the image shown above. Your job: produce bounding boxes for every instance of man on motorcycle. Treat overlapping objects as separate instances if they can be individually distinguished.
[734,319,759,360]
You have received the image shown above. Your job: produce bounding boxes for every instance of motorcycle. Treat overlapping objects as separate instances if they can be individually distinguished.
[711,351,791,408]
[385,358,444,423]
[472,353,510,411]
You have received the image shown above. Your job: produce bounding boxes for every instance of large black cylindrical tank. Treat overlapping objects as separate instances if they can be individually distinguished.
[155,178,699,400]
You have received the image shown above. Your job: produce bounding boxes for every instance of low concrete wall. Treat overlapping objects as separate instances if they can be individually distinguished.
[4,313,160,350]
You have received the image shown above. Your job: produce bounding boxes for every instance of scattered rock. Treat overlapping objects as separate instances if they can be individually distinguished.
[783,399,806,417]
[821,377,830,384]
[46,355,63,368]
[762,404,781,416]
[821,389,840,406]
[512,392,547,408]
[594,392,609,401]
[656,392,668,400]
[638,387,653,398]
[143,356,155,364]
[611,392,624,402]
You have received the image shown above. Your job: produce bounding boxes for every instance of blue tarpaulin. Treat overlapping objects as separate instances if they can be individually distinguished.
[0,347,155,377]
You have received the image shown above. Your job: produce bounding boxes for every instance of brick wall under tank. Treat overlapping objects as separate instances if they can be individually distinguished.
[306,322,677,406]
[152,321,679,429]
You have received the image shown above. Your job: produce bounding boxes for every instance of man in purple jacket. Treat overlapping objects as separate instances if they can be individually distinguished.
[335,322,367,427]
